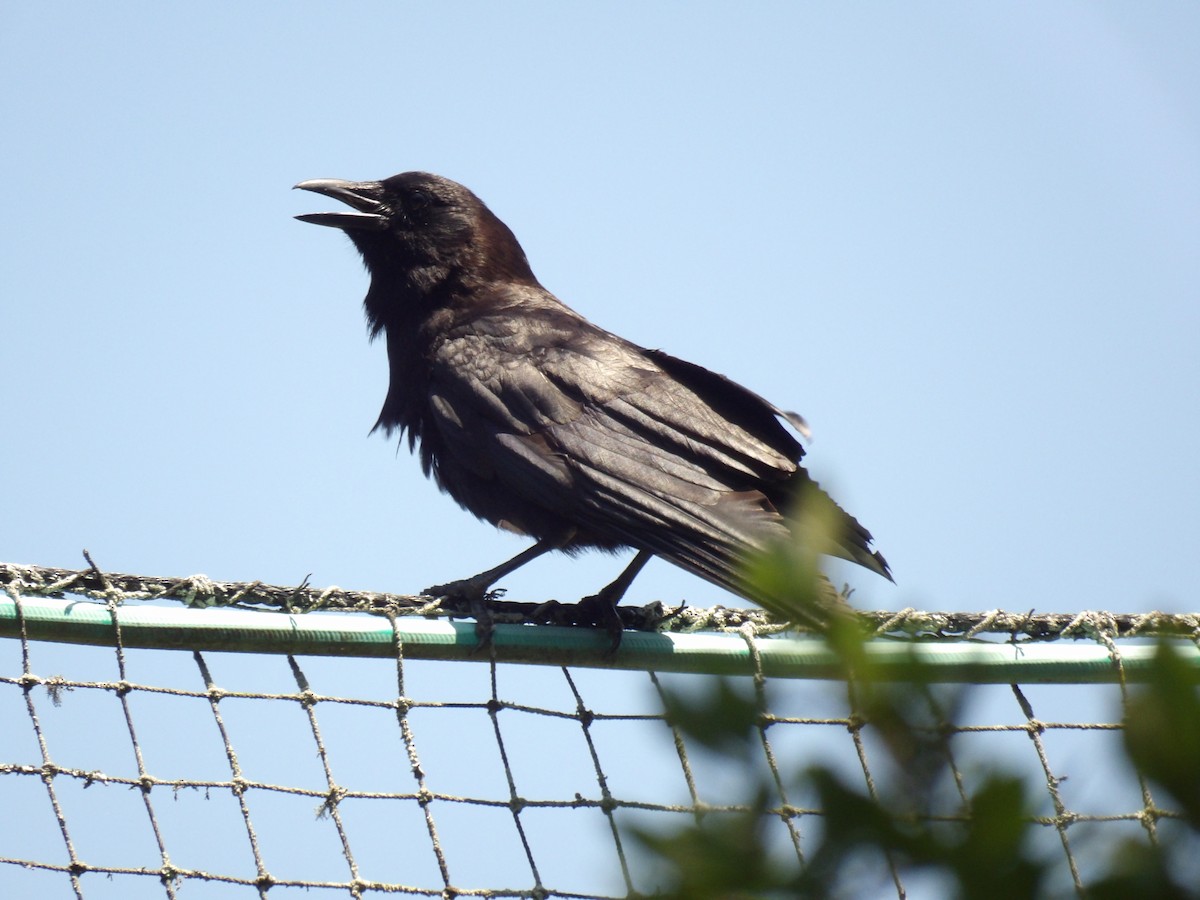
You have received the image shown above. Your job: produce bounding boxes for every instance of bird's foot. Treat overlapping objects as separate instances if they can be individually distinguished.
[423,578,502,647]
[528,595,624,652]
[576,589,626,655]
[528,598,564,625]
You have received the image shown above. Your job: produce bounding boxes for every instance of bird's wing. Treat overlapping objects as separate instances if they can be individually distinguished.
[427,302,887,599]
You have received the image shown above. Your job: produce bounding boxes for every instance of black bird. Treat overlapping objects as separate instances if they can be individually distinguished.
[295,172,890,639]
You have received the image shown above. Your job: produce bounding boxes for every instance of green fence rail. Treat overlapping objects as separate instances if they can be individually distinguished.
[4,596,1198,683]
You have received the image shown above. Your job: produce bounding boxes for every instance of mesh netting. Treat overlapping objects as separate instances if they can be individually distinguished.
[2,561,1199,898]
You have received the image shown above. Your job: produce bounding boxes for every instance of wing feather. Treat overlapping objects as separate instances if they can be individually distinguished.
[424,305,889,595]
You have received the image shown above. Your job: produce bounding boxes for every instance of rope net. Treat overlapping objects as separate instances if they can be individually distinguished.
[2,561,1198,898]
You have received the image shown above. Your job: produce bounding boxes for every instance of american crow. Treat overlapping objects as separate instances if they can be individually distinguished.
[296,172,890,639]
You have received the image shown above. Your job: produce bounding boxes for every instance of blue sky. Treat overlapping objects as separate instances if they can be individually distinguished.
[2,3,1198,896]
[3,3,1197,613]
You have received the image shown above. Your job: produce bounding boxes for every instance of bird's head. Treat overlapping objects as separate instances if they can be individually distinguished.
[295,172,536,333]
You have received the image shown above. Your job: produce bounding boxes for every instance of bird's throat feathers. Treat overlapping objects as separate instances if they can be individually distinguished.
[362,261,453,339]
[357,202,539,340]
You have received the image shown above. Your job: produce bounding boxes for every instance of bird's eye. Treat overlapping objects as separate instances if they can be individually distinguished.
[409,190,432,210]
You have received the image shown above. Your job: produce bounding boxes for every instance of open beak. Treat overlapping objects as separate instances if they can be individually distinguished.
[294,179,389,231]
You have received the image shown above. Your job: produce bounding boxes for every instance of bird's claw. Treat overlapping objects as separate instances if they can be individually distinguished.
[529,599,562,624]
[576,592,625,655]
[423,579,497,649]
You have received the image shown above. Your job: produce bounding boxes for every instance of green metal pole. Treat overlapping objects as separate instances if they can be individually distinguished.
[3,596,1197,683]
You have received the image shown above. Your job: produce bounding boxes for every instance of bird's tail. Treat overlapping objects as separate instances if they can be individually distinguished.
[797,480,892,582]
[653,477,890,629]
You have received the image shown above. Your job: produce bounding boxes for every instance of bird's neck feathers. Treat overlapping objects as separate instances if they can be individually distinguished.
[361,207,543,444]
[361,207,540,340]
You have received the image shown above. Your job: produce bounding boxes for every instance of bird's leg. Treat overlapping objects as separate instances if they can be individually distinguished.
[424,538,559,643]
[577,549,653,652]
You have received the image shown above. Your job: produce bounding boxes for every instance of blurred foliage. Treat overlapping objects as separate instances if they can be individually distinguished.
[1087,642,1200,899]
[739,480,857,627]
[635,505,1200,898]
[639,667,1051,899]
[1122,643,1200,829]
